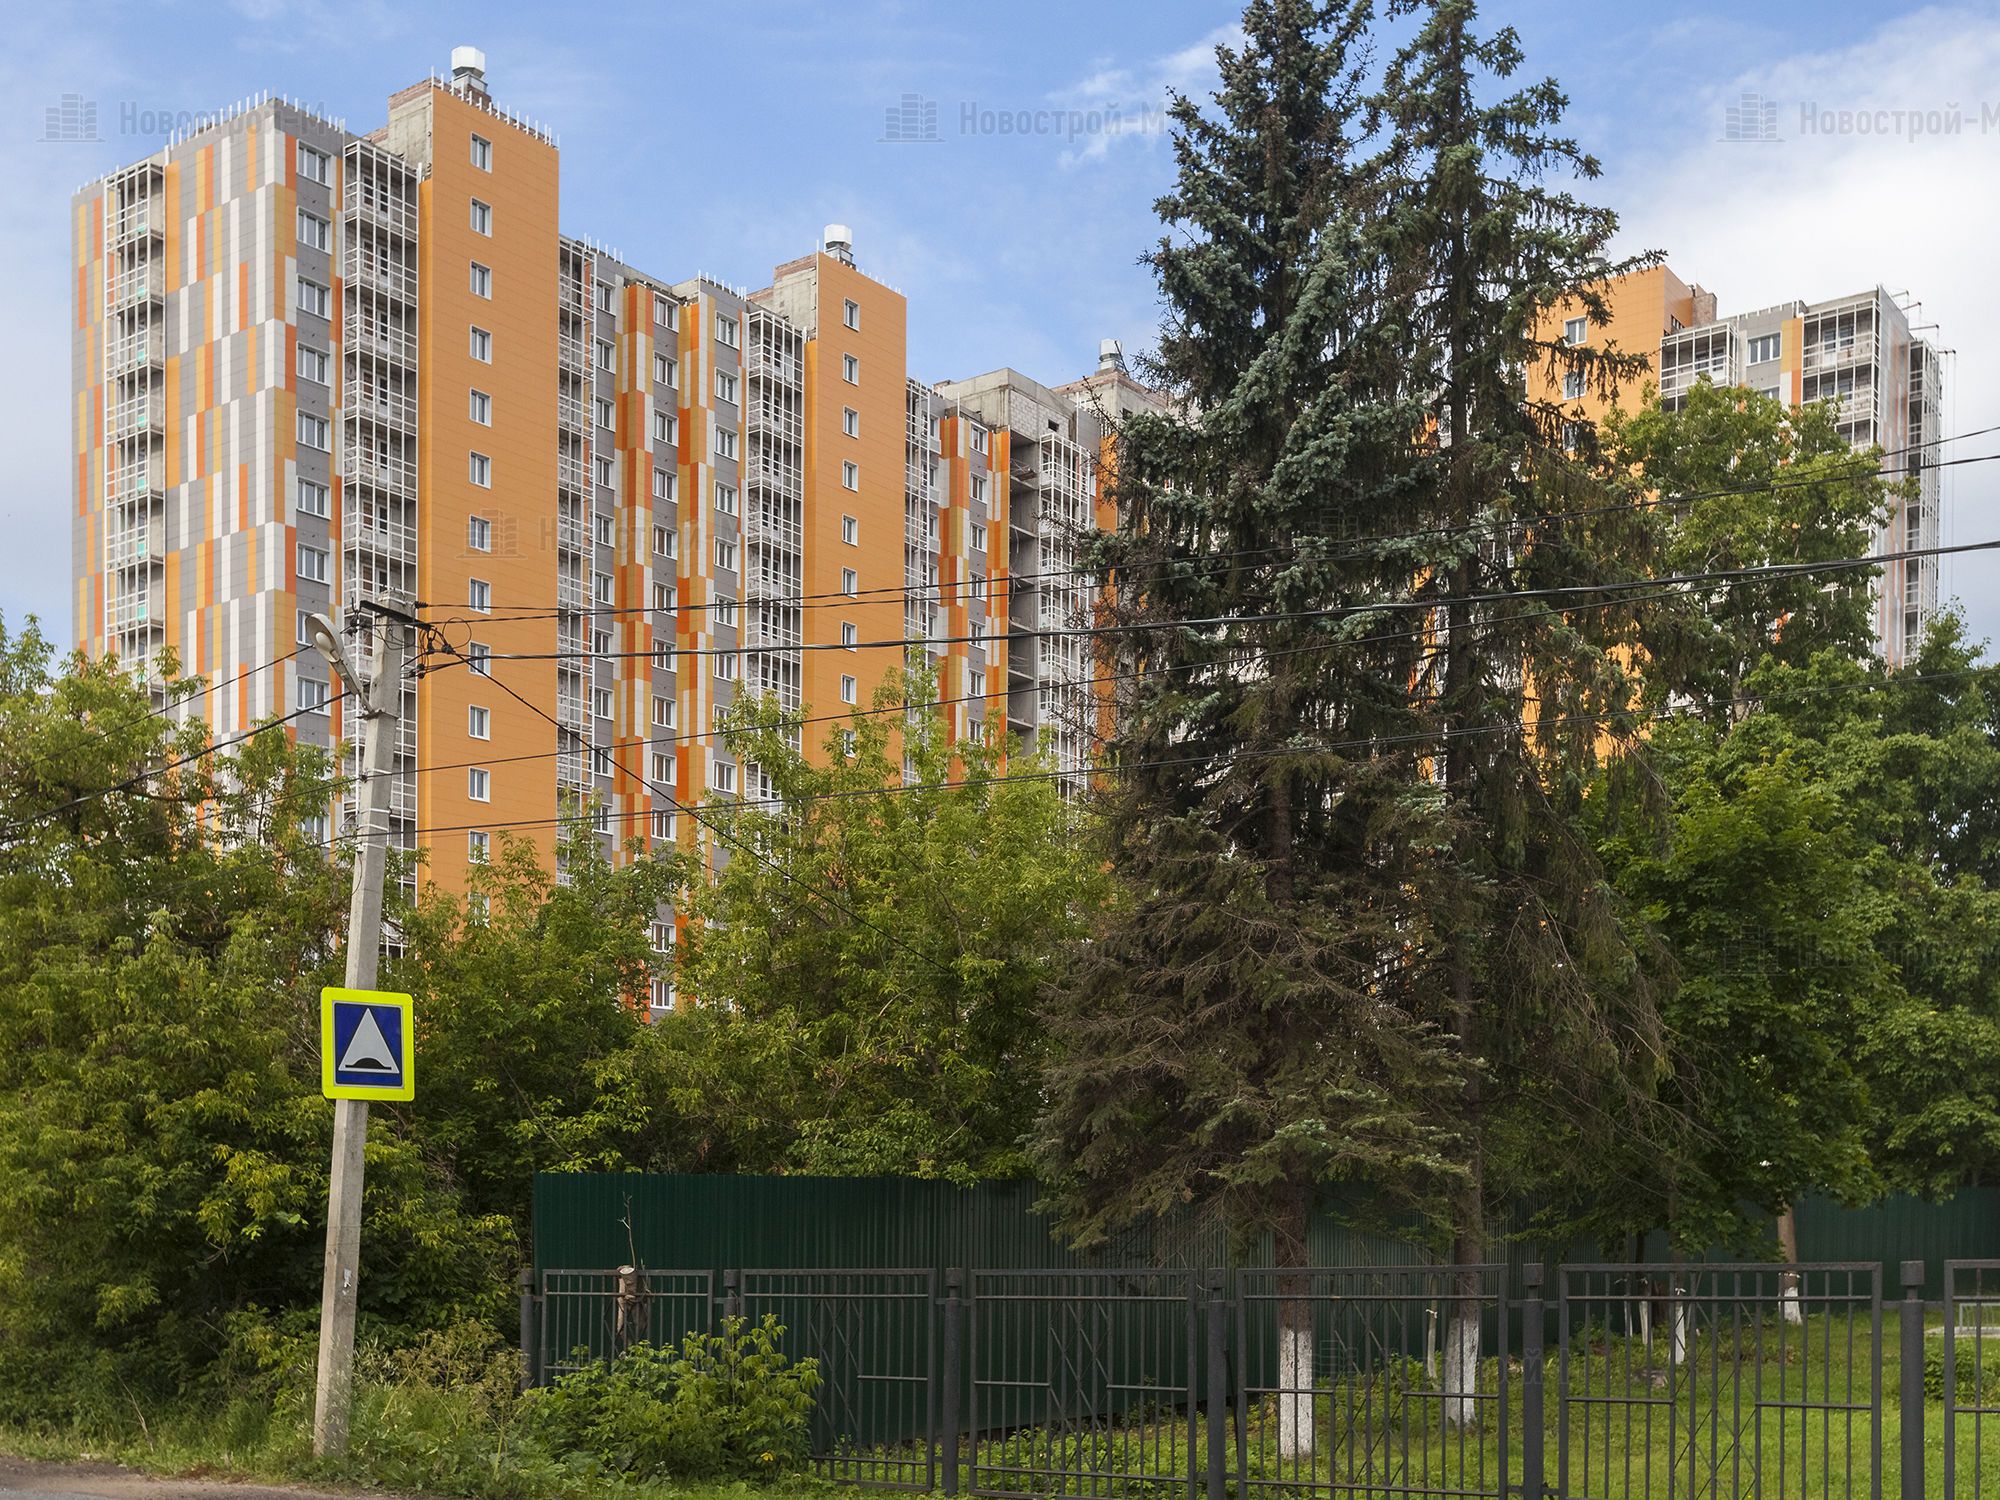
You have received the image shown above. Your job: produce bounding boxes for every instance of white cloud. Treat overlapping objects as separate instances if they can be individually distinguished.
[1604,4,2000,648]
[1049,24,1241,167]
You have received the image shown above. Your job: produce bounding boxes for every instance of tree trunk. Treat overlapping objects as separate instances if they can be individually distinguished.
[1667,1243,1689,1369]
[1775,1202,1804,1325]
[1442,1173,1484,1430]
[1274,1190,1316,1462]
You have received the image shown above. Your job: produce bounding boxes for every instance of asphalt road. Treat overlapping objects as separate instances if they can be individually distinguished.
[0,1457,380,1500]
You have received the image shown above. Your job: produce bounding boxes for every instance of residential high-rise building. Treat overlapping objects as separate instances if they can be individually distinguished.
[1537,267,1946,664]
[70,52,1158,1007]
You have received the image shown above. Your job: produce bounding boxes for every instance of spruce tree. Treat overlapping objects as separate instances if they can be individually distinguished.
[1036,0,1467,1456]
[1370,0,1670,1416]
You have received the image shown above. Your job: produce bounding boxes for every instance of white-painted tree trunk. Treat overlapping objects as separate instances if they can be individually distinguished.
[1668,1293,1690,1368]
[1777,1204,1804,1324]
[1276,1307,1315,1460]
[1441,1308,1480,1429]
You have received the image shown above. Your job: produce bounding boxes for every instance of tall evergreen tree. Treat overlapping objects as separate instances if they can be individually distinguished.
[1036,0,1468,1455]
[1368,0,1675,1415]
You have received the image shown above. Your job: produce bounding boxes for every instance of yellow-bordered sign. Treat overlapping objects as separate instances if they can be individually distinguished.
[321,987,415,1101]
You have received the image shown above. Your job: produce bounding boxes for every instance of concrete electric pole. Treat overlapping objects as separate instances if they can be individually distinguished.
[306,607,412,1458]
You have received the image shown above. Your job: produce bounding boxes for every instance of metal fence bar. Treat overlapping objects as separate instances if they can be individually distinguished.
[532,1267,714,1385]
[1944,1259,2000,1499]
[1901,1261,1924,1500]
[742,1269,938,1491]
[1556,1262,1881,1500]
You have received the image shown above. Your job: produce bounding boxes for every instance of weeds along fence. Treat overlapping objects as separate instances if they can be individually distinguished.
[522,1258,2000,1499]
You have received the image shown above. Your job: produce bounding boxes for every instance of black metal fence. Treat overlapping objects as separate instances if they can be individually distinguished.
[524,1259,1997,1498]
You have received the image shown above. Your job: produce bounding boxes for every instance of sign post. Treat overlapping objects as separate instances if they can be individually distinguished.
[309,613,411,1457]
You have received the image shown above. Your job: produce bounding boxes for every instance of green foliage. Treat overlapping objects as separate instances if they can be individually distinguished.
[680,663,1102,1183]
[1922,1340,2000,1403]
[0,620,511,1416]
[522,1316,819,1482]
[1603,379,1897,712]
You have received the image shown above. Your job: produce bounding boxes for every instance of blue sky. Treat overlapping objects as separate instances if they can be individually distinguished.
[6,0,1998,650]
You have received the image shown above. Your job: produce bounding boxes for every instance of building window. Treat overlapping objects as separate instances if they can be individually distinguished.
[843,298,860,330]
[970,669,985,698]
[469,389,492,425]
[470,198,492,235]
[594,571,614,604]
[593,627,613,657]
[468,767,491,802]
[841,515,859,545]
[969,425,988,454]
[468,642,491,676]
[467,515,492,552]
[298,211,331,252]
[656,353,678,388]
[596,340,615,371]
[469,261,491,298]
[655,412,678,447]
[713,596,737,627]
[468,705,491,739]
[594,455,614,487]
[470,133,492,170]
[1563,316,1588,346]
[591,512,613,547]
[843,406,859,438]
[715,313,739,348]
[297,143,330,184]
[842,621,857,649]
[715,481,738,516]
[598,282,615,312]
[586,397,608,430]
[715,370,738,404]
[842,353,859,384]
[469,452,492,487]
[657,298,678,330]
[1562,371,1584,401]
[711,760,736,793]
[653,580,676,611]
[652,695,674,727]
[716,539,738,572]
[653,523,676,556]
[971,474,989,506]
[468,578,491,612]
[297,278,330,319]
[469,830,490,862]
[470,326,492,362]
[593,687,613,719]
[298,677,331,713]
[840,674,857,705]
[298,413,330,451]
[292,481,330,522]
[713,427,738,461]
[970,522,987,553]
[1748,332,1782,364]
[841,567,858,596]
[842,461,859,491]
[714,652,739,681]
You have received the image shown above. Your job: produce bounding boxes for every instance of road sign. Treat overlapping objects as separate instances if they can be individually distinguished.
[320,987,415,1101]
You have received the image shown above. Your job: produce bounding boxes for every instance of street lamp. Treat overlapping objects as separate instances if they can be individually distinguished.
[304,611,365,703]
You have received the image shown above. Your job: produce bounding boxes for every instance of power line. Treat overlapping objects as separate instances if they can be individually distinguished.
[430,423,2000,625]
[0,688,352,838]
[423,633,956,977]
[323,660,1998,837]
[463,533,2000,665]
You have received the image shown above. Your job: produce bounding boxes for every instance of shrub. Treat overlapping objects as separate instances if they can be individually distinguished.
[522,1314,818,1482]
[1923,1339,2000,1403]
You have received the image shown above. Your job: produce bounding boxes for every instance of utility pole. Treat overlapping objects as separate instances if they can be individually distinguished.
[305,607,412,1458]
